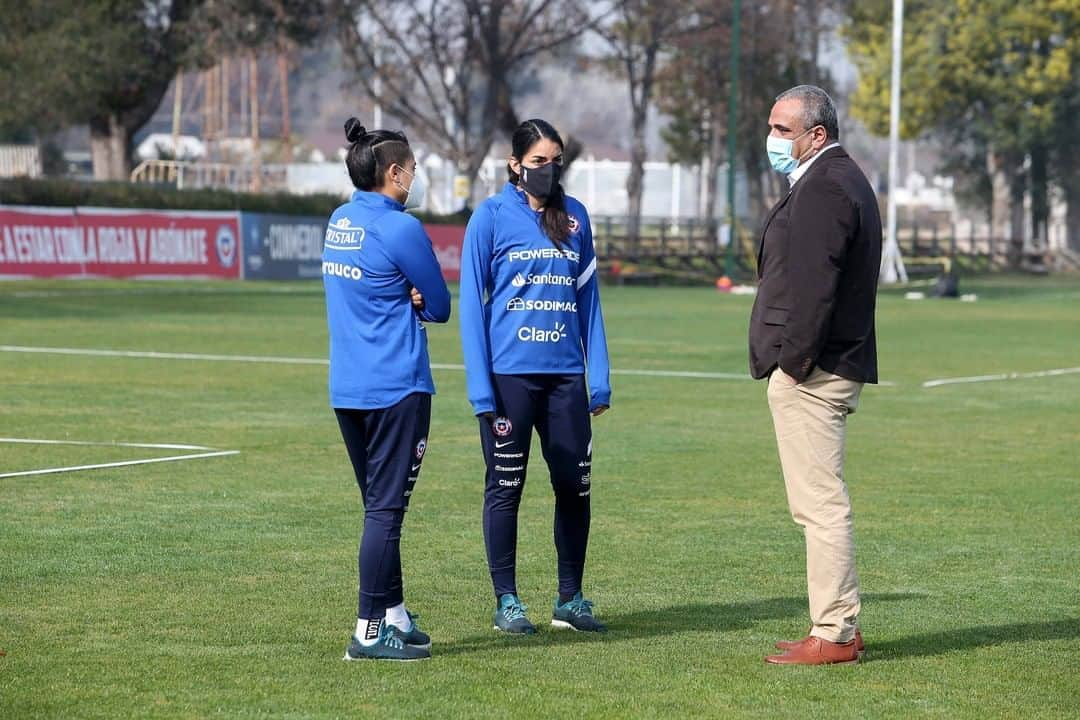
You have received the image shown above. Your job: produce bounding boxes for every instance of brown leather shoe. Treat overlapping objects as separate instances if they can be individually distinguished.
[765,636,860,665]
[776,629,864,658]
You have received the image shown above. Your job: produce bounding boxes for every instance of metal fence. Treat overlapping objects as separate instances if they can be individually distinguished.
[893,219,1072,273]
[0,145,42,178]
[130,159,288,193]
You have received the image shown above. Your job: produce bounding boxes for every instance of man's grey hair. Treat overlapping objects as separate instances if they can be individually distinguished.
[776,85,839,141]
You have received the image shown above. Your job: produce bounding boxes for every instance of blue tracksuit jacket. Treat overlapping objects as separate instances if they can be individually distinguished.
[323,190,451,409]
[459,182,611,416]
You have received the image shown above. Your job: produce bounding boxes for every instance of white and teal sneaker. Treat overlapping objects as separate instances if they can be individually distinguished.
[552,592,607,633]
[493,593,536,635]
[344,621,431,662]
[388,612,431,650]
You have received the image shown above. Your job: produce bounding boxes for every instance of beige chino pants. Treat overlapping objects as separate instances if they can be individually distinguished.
[767,366,863,643]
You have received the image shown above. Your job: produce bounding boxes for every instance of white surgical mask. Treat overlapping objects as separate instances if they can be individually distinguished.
[394,165,427,211]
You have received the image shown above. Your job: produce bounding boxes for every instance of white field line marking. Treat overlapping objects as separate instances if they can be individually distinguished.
[3,287,316,299]
[612,368,748,380]
[0,451,240,479]
[922,367,1080,388]
[0,345,755,381]
[0,437,239,479]
[1,345,328,366]
[0,437,213,451]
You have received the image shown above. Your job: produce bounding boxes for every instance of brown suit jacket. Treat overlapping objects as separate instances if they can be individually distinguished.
[748,146,881,384]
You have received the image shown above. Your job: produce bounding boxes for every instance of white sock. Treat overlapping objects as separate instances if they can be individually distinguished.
[385,603,412,632]
[355,617,382,647]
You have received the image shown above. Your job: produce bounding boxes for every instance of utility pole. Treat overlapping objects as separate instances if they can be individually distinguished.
[373,46,383,130]
[203,67,215,160]
[221,57,230,139]
[699,107,710,220]
[278,53,292,163]
[250,53,261,192]
[239,60,248,135]
[882,0,909,283]
[724,0,741,277]
[171,72,183,160]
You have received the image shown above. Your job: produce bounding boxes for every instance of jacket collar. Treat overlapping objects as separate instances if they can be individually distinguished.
[792,145,846,186]
[350,189,404,211]
[502,181,532,206]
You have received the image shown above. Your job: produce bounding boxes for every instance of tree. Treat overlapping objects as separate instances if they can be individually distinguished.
[655,1,834,231]
[656,16,726,225]
[0,1,328,181]
[597,1,693,244]
[845,0,1080,248]
[185,1,329,167]
[333,0,607,208]
[189,0,326,53]
[0,1,204,180]
[1046,9,1080,253]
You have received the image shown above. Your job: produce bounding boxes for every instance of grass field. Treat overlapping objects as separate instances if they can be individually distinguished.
[1,275,1078,719]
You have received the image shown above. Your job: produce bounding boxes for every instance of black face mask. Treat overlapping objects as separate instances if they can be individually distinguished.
[520,161,561,199]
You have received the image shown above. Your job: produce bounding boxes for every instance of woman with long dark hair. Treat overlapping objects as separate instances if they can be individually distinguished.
[325,118,450,661]
[459,119,611,634]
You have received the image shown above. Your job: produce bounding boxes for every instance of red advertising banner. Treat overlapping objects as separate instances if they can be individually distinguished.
[0,206,241,279]
[426,224,464,282]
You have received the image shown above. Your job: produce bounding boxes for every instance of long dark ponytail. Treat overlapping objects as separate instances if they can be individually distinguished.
[508,119,570,249]
[343,117,412,191]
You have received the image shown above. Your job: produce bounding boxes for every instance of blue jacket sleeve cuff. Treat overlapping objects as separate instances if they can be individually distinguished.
[471,401,496,417]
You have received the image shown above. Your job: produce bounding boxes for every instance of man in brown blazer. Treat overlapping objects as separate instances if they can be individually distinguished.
[749,85,882,665]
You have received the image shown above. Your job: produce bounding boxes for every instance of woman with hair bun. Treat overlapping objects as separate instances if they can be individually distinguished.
[459,118,611,635]
[326,117,450,662]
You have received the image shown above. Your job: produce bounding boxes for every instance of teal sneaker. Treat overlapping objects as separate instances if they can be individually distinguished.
[552,592,607,632]
[388,612,431,650]
[344,621,430,662]
[493,593,536,635]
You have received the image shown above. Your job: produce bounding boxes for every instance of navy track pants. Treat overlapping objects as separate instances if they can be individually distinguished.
[335,392,431,619]
[479,374,593,599]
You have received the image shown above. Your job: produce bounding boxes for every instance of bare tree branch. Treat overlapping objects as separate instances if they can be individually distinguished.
[336,0,611,205]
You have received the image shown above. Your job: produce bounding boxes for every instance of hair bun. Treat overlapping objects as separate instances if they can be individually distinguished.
[344,117,367,143]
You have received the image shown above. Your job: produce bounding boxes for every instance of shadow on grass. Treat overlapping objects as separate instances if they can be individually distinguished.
[866,617,1080,662]
[435,592,923,658]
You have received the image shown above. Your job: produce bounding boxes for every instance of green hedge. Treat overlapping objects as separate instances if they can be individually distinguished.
[0,177,470,224]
